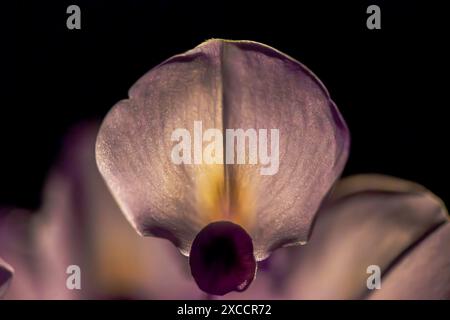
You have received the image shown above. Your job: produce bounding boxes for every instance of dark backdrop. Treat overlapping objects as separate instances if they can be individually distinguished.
[3,0,448,209]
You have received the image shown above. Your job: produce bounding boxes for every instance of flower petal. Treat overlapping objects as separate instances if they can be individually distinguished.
[327,174,428,203]
[277,175,449,299]
[1,123,204,299]
[38,123,204,299]
[96,39,349,259]
[0,257,13,298]
[369,223,450,299]
[0,208,39,299]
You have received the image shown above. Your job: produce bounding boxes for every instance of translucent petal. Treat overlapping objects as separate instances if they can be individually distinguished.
[96,39,349,259]
[369,223,450,299]
[279,175,449,299]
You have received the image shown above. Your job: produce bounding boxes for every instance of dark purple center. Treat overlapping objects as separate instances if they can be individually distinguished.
[189,221,256,296]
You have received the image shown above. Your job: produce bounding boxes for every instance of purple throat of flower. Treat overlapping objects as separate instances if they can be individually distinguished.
[189,221,257,296]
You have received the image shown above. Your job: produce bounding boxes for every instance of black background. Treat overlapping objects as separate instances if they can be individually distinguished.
[0,300,448,318]
[3,0,448,209]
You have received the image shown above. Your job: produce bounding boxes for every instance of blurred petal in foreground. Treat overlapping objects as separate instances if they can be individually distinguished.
[0,257,13,297]
[222,175,449,299]
[0,122,203,299]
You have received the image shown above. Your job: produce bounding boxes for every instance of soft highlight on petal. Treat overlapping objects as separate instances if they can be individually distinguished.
[0,257,13,298]
[369,223,450,299]
[275,175,449,299]
[327,174,428,203]
[1,123,204,299]
[0,208,39,299]
[96,39,349,259]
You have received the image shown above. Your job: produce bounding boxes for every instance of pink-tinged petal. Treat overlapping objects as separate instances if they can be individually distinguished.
[273,175,449,299]
[328,174,428,203]
[369,223,450,300]
[0,208,40,299]
[96,39,349,262]
[24,122,108,299]
[36,122,204,299]
[0,257,13,298]
[1,122,203,299]
[220,40,349,259]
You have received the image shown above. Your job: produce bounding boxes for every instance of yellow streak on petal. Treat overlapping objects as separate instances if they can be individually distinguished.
[195,164,256,231]
[195,164,226,222]
[229,172,257,231]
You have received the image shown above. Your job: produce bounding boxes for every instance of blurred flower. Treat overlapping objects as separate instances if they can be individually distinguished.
[0,124,448,299]
[222,174,450,299]
[1,40,448,299]
[0,122,204,299]
[0,257,13,297]
[96,39,349,294]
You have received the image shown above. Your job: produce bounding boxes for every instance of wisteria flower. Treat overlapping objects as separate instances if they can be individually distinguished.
[1,39,448,300]
[0,125,448,299]
[95,39,449,296]
[96,39,349,295]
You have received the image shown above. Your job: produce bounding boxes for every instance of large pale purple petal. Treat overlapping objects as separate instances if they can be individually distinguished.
[96,39,349,259]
